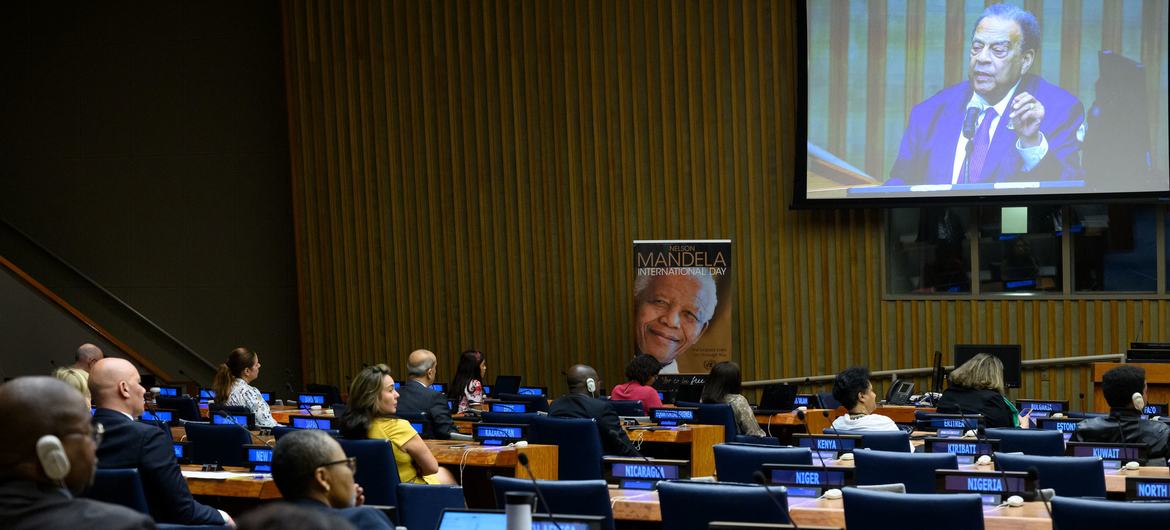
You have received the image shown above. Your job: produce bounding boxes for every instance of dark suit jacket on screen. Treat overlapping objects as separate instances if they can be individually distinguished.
[396,379,458,439]
[0,480,155,530]
[92,408,225,526]
[889,74,1084,185]
[548,393,639,457]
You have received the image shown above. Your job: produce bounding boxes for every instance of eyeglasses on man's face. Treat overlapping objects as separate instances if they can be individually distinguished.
[318,456,357,472]
[64,419,104,446]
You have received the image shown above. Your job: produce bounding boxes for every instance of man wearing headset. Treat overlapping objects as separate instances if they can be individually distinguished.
[0,376,154,529]
[1071,365,1170,465]
[548,364,639,457]
[89,358,232,526]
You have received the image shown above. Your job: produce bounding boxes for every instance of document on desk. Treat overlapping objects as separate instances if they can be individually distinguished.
[181,471,263,479]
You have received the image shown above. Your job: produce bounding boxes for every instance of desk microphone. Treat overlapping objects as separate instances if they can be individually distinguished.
[284,369,296,400]
[516,452,562,530]
[214,409,272,446]
[1027,467,1056,529]
[961,106,980,182]
[753,470,799,529]
[796,410,829,468]
[821,410,853,462]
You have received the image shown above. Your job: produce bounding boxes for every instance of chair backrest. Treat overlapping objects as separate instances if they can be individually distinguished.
[733,435,780,445]
[675,401,737,442]
[984,427,1065,456]
[184,422,252,466]
[208,404,251,416]
[713,443,813,483]
[397,483,464,530]
[853,450,958,494]
[1051,495,1170,530]
[817,391,842,410]
[481,412,542,425]
[156,396,202,422]
[657,480,790,530]
[994,453,1106,498]
[827,429,910,452]
[842,487,984,530]
[607,399,646,417]
[496,393,550,413]
[272,426,298,440]
[529,416,604,480]
[305,383,342,406]
[338,439,402,507]
[490,477,615,530]
[85,468,150,514]
[394,411,431,438]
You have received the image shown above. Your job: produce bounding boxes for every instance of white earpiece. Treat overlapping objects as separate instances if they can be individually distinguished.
[1005,495,1025,507]
[838,452,854,462]
[1133,392,1146,411]
[36,435,70,482]
[1124,461,1140,471]
[513,440,528,448]
[976,455,993,466]
[585,378,597,396]
[1050,413,1065,419]
[823,488,843,500]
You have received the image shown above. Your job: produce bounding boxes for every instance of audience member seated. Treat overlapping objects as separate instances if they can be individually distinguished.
[609,354,664,414]
[831,366,899,432]
[446,350,486,414]
[72,343,105,373]
[397,349,459,439]
[212,346,278,428]
[90,358,232,526]
[548,364,640,457]
[700,361,765,437]
[0,376,154,530]
[1071,365,1169,464]
[271,429,394,530]
[339,364,456,484]
[937,353,1028,429]
[236,502,355,530]
[54,367,92,409]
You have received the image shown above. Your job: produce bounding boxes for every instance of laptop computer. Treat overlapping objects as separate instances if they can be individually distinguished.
[755,383,798,414]
[493,375,522,396]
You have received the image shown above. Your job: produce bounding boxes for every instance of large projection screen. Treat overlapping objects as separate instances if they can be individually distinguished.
[797,0,1169,206]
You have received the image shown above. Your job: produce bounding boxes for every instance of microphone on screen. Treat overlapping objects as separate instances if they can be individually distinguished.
[962,106,981,140]
[516,452,562,530]
[753,470,800,529]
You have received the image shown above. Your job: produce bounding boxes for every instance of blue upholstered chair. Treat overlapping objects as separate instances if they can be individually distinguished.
[273,425,339,440]
[86,468,151,514]
[826,429,911,452]
[985,427,1065,456]
[713,443,813,483]
[529,416,604,480]
[853,450,958,493]
[496,393,550,413]
[1050,495,1170,530]
[184,422,251,466]
[994,453,1106,498]
[394,411,430,438]
[658,480,790,530]
[481,412,542,425]
[817,391,842,411]
[397,483,464,530]
[338,439,402,509]
[675,401,738,442]
[733,435,780,445]
[843,487,984,530]
[607,399,646,417]
[490,477,615,530]
[156,396,202,423]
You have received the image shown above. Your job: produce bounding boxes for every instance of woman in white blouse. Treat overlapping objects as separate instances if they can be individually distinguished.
[211,346,277,428]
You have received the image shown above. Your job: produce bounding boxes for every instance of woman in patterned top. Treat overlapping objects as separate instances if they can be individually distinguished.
[339,364,456,484]
[700,361,765,437]
[446,350,486,414]
[211,346,277,428]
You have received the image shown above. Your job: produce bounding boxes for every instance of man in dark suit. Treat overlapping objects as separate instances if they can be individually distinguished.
[89,358,231,526]
[0,377,154,530]
[548,364,640,457]
[397,349,460,439]
[888,3,1084,186]
[271,429,394,530]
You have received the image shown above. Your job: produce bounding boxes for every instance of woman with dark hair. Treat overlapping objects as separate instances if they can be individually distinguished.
[446,350,486,413]
[212,346,277,428]
[339,364,456,484]
[830,367,898,432]
[700,361,764,436]
[610,354,664,414]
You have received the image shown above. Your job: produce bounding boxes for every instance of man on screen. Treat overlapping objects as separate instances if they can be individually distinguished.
[888,3,1085,186]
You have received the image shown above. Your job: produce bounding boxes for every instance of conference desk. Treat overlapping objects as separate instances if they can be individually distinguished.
[270,405,333,425]
[608,488,1054,528]
[625,424,724,477]
[182,465,281,500]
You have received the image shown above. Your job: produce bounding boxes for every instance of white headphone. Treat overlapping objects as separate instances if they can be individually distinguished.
[36,435,70,482]
[1133,392,1146,411]
[585,377,597,396]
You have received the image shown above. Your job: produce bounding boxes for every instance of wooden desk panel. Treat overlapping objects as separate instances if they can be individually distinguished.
[609,489,1053,529]
[625,425,723,477]
[182,466,281,499]
[426,440,558,480]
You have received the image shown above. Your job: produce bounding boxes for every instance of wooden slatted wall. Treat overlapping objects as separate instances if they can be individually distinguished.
[283,0,1169,405]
